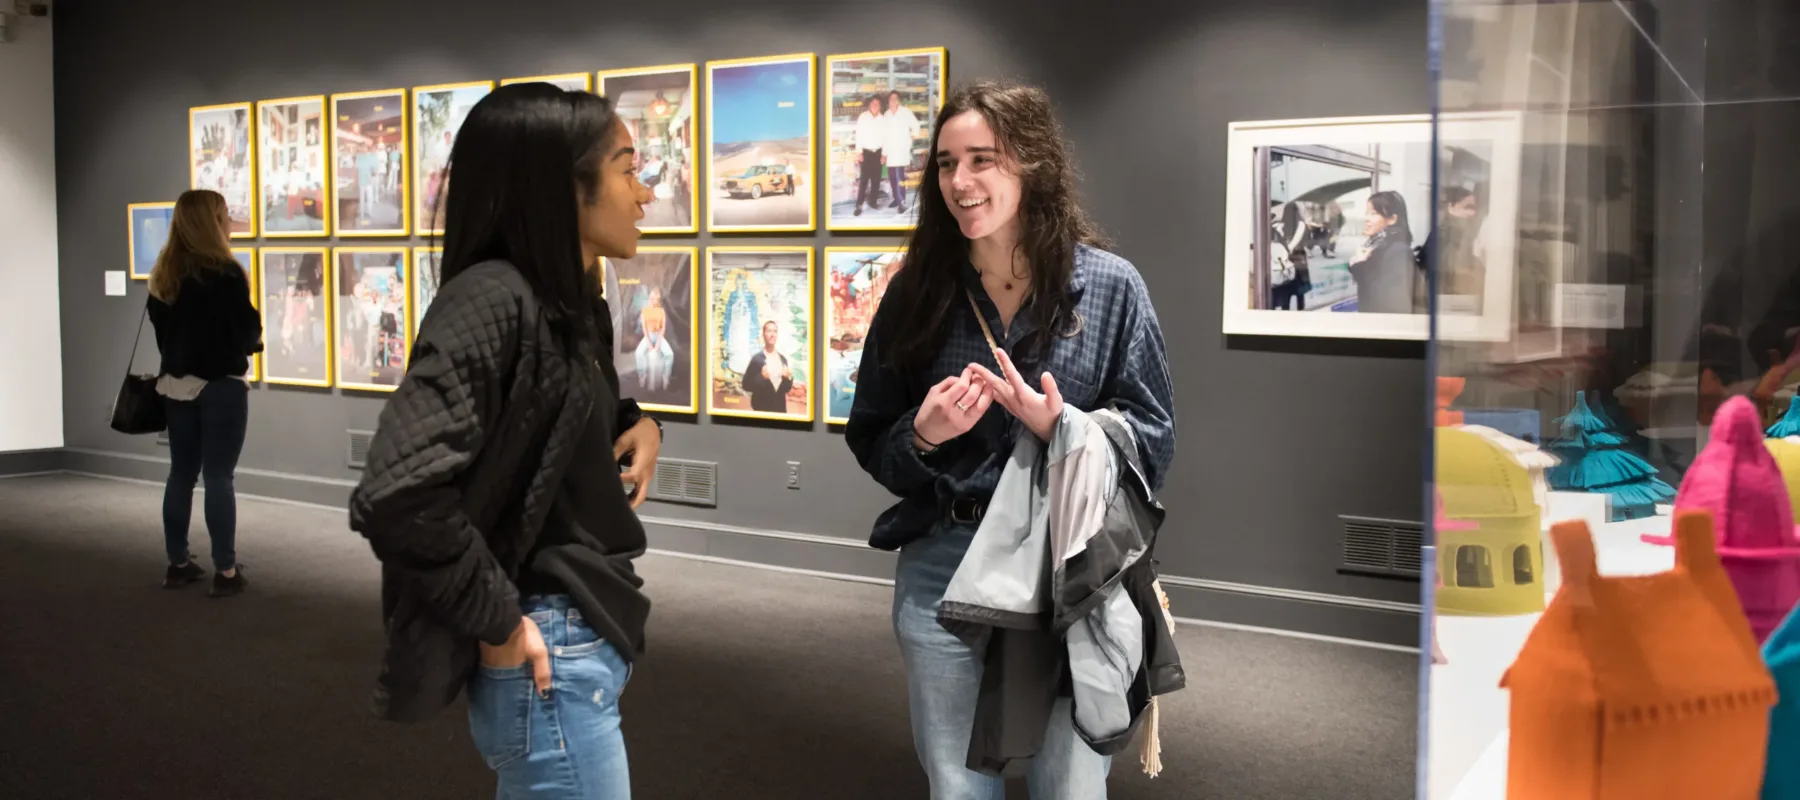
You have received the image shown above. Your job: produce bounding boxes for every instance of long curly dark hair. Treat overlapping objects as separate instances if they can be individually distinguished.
[876,80,1109,373]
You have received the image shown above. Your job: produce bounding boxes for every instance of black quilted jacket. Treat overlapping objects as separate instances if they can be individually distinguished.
[348,259,612,723]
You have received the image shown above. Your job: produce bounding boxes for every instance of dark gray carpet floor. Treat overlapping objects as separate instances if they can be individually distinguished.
[0,474,1415,799]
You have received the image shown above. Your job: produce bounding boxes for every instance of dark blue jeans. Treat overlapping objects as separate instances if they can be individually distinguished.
[162,379,248,571]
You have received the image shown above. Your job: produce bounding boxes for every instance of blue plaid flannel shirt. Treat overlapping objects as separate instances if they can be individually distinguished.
[845,244,1177,552]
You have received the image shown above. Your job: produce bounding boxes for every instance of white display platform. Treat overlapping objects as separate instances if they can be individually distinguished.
[1426,494,1677,800]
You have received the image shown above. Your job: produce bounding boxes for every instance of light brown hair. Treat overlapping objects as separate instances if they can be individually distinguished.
[148,189,235,303]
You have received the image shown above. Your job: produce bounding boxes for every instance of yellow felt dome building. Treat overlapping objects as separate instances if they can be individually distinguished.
[1435,425,1547,616]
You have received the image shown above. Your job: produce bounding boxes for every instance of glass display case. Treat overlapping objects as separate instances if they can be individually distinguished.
[1422,0,1800,796]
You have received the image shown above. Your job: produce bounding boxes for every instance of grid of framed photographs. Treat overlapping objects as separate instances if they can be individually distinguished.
[127,47,945,415]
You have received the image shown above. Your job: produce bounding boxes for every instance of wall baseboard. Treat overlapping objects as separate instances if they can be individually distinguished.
[0,448,67,477]
[39,447,1422,650]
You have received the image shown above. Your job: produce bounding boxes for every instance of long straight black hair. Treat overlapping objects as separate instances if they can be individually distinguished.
[437,82,618,345]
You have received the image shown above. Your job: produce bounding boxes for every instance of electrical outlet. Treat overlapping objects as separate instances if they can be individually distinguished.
[786,461,801,490]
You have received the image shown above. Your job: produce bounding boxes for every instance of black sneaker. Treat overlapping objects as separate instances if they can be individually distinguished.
[209,566,248,598]
[163,561,206,589]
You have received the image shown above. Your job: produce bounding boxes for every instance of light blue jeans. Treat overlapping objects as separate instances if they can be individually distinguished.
[892,524,1112,800]
[467,595,634,800]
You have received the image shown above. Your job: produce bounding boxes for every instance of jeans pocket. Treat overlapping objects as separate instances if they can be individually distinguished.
[466,665,535,770]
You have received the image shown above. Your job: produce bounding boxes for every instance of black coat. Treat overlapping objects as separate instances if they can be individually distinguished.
[147,259,264,380]
[348,260,621,723]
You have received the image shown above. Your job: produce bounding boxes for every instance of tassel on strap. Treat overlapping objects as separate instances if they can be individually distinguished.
[1140,579,1178,777]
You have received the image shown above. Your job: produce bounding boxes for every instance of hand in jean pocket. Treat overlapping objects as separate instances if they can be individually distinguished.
[479,615,552,697]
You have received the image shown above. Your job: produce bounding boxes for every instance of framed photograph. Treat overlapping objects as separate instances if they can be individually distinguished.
[127,202,175,281]
[823,247,905,423]
[1220,112,1522,341]
[604,246,699,414]
[413,81,494,237]
[257,95,329,237]
[331,89,409,237]
[705,54,816,233]
[501,73,593,92]
[825,48,945,231]
[232,248,261,382]
[706,247,815,421]
[189,102,257,238]
[599,64,699,235]
[332,247,411,392]
[258,247,332,387]
[411,246,441,335]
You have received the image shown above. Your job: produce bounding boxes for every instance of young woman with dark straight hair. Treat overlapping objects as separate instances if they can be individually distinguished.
[845,81,1178,799]
[349,82,661,799]
[148,188,261,597]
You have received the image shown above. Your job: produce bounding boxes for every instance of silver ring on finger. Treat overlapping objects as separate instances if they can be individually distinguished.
[956,401,970,411]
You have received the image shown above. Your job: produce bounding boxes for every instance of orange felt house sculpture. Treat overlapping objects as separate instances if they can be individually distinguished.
[1500,510,1777,799]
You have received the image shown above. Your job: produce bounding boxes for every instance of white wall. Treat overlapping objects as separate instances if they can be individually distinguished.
[0,12,64,452]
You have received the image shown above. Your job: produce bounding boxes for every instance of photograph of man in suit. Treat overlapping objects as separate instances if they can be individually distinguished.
[741,319,793,413]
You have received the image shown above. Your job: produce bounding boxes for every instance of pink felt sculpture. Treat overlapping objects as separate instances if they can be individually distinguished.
[1642,395,1800,642]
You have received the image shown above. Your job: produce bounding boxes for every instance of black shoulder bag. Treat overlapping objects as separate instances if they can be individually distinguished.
[109,302,166,434]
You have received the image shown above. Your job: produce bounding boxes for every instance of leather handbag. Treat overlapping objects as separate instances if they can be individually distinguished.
[109,302,165,435]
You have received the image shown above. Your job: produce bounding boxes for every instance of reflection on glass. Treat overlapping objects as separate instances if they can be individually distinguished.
[1424,1,1800,797]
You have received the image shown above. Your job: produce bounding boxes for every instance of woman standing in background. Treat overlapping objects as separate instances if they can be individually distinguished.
[147,188,262,598]
[1348,189,1415,314]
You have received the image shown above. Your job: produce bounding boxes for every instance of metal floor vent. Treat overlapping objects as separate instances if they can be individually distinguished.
[648,458,717,507]
[346,430,376,470]
[1339,515,1424,578]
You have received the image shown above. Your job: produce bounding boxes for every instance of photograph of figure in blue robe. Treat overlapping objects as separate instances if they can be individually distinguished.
[708,249,813,420]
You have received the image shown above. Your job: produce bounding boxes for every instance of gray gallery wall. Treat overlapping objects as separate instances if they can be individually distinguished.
[50,0,1428,644]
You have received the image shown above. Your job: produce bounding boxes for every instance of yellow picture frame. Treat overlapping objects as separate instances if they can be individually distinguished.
[501,73,593,92]
[330,246,413,393]
[598,63,701,236]
[705,245,817,423]
[257,247,334,388]
[410,246,442,337]
[823,47,947,233]
[821,246,907,424]
[412,80,496,238]
[255,95,331,239]
[231,247,262,383]
[330,88,411,238]
[704,53,818,234]
[189,101,258,239]
[603,245,701,415]
[126,201,175,281]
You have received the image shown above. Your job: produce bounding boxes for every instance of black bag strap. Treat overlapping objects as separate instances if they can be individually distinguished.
[123,299,152,378]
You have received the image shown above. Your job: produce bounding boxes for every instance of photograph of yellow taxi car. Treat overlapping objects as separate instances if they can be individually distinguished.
[719,164,795,200]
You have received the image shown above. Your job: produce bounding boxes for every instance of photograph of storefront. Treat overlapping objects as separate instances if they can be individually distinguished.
[825,48,944,231]
[600,65,697,234]
[331,90,408,237]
